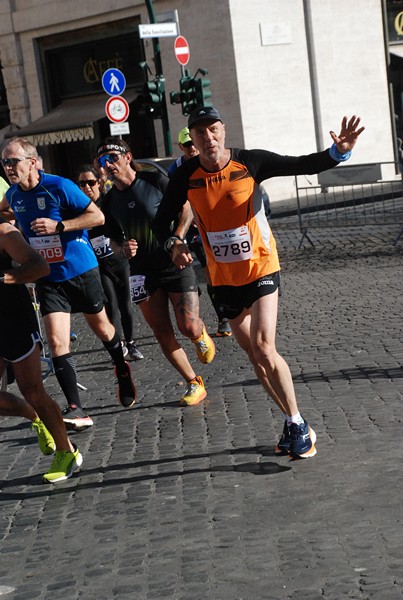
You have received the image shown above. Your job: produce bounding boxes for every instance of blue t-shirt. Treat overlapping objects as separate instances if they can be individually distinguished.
[6,172,98,282]
[167,156,185,176]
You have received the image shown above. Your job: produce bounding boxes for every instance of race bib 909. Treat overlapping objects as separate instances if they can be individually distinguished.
[29,235,65,263]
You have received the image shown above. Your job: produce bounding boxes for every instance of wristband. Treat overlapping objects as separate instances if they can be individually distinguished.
[329,143,352,162]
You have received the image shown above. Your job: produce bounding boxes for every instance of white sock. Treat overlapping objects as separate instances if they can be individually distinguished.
[287,412,304,426]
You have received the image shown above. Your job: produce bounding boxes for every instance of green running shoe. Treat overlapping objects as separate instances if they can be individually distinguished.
[42,445,83,483]
[30,418,55,456]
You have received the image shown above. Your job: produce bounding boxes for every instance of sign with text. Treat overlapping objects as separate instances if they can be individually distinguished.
[110,122,130,136]
[139,22,178,39]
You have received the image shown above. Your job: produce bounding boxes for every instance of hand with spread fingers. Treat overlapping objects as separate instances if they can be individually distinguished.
[330,116,365,153]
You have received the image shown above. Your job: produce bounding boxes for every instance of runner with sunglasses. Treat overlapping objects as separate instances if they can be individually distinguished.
[0,138,137,431]
[97,137,215,406]
[76,164,143,362]
[168,127,199,175]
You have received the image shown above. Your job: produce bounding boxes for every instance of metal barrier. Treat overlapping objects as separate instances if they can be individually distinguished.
[295,162,403,247]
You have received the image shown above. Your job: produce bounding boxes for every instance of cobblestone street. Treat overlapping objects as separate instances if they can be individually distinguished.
[0,220,402,600]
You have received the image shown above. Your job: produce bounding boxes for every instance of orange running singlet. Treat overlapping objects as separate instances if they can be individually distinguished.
[154,146,337,287]
[187,158,279,286]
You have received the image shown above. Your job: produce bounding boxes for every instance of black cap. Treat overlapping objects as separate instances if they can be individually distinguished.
[188,106,222,129]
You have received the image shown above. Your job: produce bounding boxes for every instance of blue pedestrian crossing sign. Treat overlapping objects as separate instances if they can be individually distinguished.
[102,68,126,97]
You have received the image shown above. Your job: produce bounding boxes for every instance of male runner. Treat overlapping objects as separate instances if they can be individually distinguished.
[97,137,215,406]
[0,138,136,430]
[153,106,364,458]
[0,217,82,482]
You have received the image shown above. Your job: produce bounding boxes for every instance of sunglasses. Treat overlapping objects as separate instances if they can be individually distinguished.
[97,153,124,168]
[78,179,98,188]
[1,157,32,168]
[182,142,194,148]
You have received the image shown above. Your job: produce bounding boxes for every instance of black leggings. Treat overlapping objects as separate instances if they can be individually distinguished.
[99,259,137,342]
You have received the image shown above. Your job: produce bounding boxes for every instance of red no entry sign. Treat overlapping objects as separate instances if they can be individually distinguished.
[174,35,190,66]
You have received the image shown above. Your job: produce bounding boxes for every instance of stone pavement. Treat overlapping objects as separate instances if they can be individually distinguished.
[0,218,402,600]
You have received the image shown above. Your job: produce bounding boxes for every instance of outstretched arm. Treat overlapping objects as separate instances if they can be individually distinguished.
[330,116,365,153]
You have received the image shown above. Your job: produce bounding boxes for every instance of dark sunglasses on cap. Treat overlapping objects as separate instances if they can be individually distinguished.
[97,153,124,168]
[78,179,98,188]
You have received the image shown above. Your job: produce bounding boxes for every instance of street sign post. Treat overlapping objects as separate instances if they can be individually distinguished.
[105,96,130,123]
[174,35,190,66]
[143,0,173,156]
[102,68,126,97]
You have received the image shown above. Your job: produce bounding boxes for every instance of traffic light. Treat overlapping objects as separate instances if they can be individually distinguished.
[169,70,198,116]
[142,77,165,117]
[194,77,212,108]
[170,68,213,116]
[170,90,183,105]
[179,75,198,116]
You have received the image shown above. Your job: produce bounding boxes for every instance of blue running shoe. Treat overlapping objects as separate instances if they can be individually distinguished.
[289,419,317,458]
[275,420,291,455]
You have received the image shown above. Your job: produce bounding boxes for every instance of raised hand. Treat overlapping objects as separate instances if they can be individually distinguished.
[329,116,365,153]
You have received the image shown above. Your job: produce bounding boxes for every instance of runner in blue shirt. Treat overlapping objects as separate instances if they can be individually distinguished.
[0,137,136,430]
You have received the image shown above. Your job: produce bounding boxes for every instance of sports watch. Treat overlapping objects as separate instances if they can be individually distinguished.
[56,221,65,233]
[164,235,185,253]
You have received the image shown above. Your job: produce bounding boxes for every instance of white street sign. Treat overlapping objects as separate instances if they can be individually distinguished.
[139,22,178,38]
[110,122,130,136]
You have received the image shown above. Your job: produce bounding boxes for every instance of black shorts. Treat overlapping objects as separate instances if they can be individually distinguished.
[1,331,42,363]
[213,272,281,320]
[0,308,42,363]
[144,265,198,296]
[36,267,106,316]
[0,285,42,361]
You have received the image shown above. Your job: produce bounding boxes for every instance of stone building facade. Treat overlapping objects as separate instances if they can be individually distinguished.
[0,0,401,201]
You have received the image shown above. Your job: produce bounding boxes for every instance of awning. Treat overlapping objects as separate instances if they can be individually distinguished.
[389,45,403,59]
[5,91,137,146]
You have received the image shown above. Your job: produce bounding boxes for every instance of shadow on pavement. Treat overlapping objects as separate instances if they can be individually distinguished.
[0,445,291,500]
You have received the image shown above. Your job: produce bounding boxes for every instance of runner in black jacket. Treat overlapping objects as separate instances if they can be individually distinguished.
[98,137,216,406]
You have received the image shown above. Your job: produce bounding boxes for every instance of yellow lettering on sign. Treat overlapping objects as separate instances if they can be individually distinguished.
[84,58,100,83]
[395,11,403,36]
[83,53,124,84]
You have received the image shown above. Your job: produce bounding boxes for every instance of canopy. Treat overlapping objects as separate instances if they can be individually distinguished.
[5,91,137,146]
